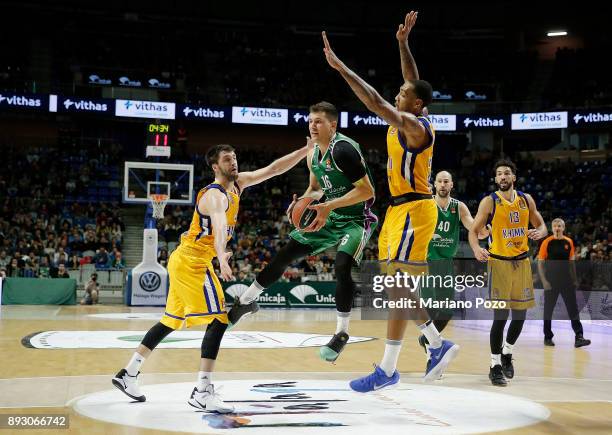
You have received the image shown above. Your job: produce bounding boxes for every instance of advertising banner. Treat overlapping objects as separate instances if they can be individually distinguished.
[231,106,288,126]
[511,111,568,130]
[115,99,176,120]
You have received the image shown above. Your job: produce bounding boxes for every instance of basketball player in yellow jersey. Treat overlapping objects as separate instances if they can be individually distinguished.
[469,159,547,386]
[112,142,312,411]
[322,11,459,392]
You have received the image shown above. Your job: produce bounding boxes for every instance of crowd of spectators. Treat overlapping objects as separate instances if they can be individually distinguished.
[0,141,126,279]
[0,198,126,278]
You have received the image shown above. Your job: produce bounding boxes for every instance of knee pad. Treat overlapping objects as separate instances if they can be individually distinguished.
[141,322,174,351]
[201,319,228,360]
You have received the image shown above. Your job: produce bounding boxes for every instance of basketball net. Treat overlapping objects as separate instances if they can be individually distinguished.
[149,194,169,220]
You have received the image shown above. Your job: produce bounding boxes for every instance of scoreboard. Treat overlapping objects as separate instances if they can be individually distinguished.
[145,123,171,157]
[146,123,170,146]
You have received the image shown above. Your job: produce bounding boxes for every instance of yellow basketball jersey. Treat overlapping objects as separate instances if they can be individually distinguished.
[386,116,435,196]
[488,190,530,257]
[179,183,240,257]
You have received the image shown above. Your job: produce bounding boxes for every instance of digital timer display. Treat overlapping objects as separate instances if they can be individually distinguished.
[146,123,170,146]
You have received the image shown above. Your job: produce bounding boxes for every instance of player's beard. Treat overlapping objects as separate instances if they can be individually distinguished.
[497,181,513,192]
[221,168,239,182]
[436,189,450,198]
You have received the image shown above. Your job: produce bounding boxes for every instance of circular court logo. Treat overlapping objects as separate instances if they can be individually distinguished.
[139,272,161,292]
[73,379,550,434]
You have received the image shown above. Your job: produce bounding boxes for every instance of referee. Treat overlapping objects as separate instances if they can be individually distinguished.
[537,218,591,348]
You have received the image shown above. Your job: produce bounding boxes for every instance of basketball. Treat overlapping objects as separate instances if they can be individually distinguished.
[290,197,319,230]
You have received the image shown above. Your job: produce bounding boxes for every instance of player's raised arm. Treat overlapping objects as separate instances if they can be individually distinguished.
[237,137,314,190]
[397,10,420,81]
[459,201,489,239]
[199,189,233,281]
[525,193,548,240]
[469,196,493,262]
[322,31,428,149]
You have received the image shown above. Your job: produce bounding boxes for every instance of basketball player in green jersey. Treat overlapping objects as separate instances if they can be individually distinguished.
[418,171,488,365]
[229,101,378,363]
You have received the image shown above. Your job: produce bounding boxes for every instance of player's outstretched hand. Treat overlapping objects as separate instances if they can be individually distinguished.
[306,136,316,149]
[218,251,234,281]
[473,247,490,262]
[396,10,418,42]
[528,228,547,240]
[286,193,298,221]
[304,202,332,233]
[322,31,345,71]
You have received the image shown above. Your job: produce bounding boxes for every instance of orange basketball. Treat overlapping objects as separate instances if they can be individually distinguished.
[290,197,319,230]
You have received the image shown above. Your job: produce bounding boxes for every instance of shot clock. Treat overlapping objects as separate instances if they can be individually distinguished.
[145,122,171,157]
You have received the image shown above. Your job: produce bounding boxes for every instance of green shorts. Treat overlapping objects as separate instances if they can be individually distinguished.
[420,258,455,319]
[290,211,378,265]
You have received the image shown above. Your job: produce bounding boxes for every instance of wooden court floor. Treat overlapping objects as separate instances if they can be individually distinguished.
[0,304,610,434]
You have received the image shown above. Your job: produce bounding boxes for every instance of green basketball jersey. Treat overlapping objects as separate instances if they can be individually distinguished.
[428,197,461,260]
[311,132,375,218]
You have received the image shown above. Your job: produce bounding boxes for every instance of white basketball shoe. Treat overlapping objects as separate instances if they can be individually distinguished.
[112,369,146,402]
[188,384,234,413]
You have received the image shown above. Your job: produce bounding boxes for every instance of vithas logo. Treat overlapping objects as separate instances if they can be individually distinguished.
[232,106,288,125]
[63,99,108,112]
[463,117,504,128]
[116,99,176,119]
[520,113,561,123]
[573,112,612,124]
[353,115,386,126]
[127,101,166,111]
[0,94,42,107]
[511,111,567,130]
[183,106,225,119]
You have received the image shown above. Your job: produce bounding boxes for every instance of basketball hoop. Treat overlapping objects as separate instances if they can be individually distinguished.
[149,194,169,220]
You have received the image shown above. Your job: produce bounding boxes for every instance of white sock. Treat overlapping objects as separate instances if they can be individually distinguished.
[380,339,402,377]
[197,371,212,392]
[125,352,145,376]
[336,311,350,334]
[491,353,502,368]
[239,280,264,304]
[419,321,442,349]
[502,341,514,355]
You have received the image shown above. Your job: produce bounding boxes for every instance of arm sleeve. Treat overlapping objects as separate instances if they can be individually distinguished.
[332,141,367,184]
[567,237,575,260]
[537,237,550,260]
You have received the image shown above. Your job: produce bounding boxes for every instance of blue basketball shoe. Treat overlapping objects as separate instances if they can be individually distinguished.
[423,339,459,382]
[349,365,400,393]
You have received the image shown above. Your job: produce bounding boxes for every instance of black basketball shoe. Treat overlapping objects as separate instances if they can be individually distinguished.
[320,332,349,362]
[489,364,507,386]
[575,335,591,348]
[501,353,514,379]
[227,298,259,326]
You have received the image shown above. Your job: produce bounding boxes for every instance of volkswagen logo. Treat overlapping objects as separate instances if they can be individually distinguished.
[139,271,161,292]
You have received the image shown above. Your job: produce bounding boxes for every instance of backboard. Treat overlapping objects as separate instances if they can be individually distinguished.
[123,161,194,205]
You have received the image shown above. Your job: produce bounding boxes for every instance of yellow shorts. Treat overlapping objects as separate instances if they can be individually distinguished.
[378,198,437,269]
[488,257,535,310]
[160,248,228,330]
